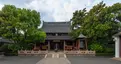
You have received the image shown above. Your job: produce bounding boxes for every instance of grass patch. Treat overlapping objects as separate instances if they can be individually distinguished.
[96,53,114,56]
[4,52,18,56]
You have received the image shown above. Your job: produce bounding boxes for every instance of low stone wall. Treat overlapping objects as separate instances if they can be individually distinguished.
[18,50,95,56]
[64,50,95,56]
[18,50,48,56]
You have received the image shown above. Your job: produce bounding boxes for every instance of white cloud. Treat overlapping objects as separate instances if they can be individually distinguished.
[0,4,3,10]
[25,0,92,21]
[22,0,121,21]
[0,0,121,21]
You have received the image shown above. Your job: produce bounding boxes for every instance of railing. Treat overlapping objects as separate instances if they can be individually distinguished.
[65,46,73,50]
[64,50,95,56]
[18,50,95,56]
[18,50,48,56]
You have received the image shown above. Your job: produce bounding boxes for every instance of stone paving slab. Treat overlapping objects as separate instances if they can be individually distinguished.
[36,58,71,64]
[0,56,43,64]
[68,56,121,64]
[37,52,70,64]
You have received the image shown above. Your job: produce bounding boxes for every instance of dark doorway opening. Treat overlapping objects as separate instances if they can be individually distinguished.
[50,42,64,50]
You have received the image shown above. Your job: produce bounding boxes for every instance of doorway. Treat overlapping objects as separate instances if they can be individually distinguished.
[50,42,64,51]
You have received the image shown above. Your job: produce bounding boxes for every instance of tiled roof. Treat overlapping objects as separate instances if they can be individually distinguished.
[78,34,87,38]
[0,37,13,43]
[46,36,72,40]
[42,21,71,33]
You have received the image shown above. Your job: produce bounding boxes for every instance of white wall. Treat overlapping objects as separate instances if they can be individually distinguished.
[114,37,120,58]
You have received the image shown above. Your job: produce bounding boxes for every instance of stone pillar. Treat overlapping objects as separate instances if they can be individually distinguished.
[114,37,120,58]
[48,41,50,51]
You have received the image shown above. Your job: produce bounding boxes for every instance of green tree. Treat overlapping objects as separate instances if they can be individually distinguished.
[71,2,120,45]
[70,8,87,39]
[27,28,46,43]
[0,5,46,47]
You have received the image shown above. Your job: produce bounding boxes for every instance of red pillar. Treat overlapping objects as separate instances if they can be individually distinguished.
[78,39,80,50]
[85,38,88,50]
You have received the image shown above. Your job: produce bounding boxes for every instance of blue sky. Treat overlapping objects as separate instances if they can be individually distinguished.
[0,0,121,22]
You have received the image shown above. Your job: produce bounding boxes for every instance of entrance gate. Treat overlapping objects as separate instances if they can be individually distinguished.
[50,42,64,51]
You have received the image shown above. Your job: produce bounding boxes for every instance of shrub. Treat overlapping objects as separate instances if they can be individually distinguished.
[4,52,18,56]
[0,44,20,56]
[8,44,21,53]
[89,43,104,53]
[0,44,11,52]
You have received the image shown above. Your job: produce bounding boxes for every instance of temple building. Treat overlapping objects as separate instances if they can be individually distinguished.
[36,21,87,51]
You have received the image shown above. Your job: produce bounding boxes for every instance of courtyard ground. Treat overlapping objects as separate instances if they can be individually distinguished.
[0,56,43,64]
[0,55,121,64]
[68,56,121,64]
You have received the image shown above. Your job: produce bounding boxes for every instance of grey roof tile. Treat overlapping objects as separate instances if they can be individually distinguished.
[0,37,13,43]
[78,34,87,38]
[42,22,71,33]
[46,36,72,40]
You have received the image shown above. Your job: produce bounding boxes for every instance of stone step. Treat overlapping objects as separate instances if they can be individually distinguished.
[59,54,65,58]
[52,54,59,58]
[45,53,66,58]
[46,54,52,58]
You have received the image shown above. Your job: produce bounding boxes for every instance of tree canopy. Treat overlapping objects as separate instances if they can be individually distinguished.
[0,5,46,45]
[71,2,121,45]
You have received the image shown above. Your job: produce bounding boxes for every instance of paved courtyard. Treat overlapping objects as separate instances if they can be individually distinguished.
[68,56,121,64]
[0,54,121,64]
[0,56,43,64]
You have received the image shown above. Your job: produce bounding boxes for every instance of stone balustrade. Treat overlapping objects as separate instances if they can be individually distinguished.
[18,50,48,56]
[64,50,95,56]
[18,50,95,56]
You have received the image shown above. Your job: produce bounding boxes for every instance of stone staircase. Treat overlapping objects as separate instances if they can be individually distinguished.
[45,52,66,58]
[36,52,71,64]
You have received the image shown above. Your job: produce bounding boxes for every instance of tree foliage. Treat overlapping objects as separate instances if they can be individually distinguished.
[0,5,46,45]
[71,2,121,45]
[70,8,87,38]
